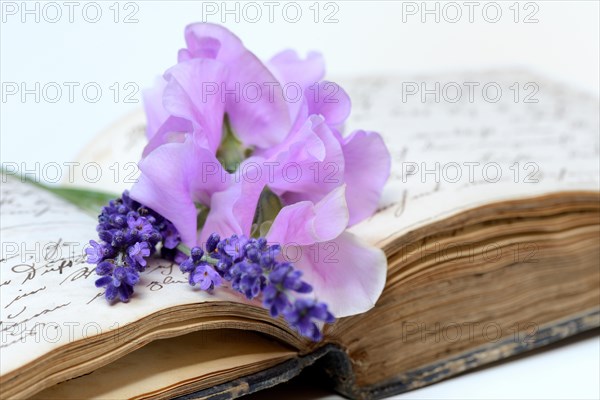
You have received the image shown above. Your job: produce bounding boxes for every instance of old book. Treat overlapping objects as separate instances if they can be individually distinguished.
[1,71,598,399]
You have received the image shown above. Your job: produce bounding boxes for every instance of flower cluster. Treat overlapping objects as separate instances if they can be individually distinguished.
[88,23,390,343]
[180,233,334,341]
[87,191,180,302]
[129,23,390,320]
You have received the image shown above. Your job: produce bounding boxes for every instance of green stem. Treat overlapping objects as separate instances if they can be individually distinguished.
[175,243,220,266]
[176,243,191,256]
[203,255,220,265]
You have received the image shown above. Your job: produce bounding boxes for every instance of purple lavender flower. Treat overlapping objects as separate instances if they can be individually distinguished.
[128,242,151,268]
[127,215,154,238]
[161,221,180,249]
[113,266,140,287]
[190,263,221,290]
[91,195,335,339]
[230,260,264,299]
[220,234,249,261]
[263,263,312,317]
[179,234,335,341]
[95,260,113,276]
[89,191,181,302]
[85,240,105,264]
[206,232,220,253]
[283,299,335,341]
[179,246,221,290]
[262,283,291,318]
[94,265,139,303]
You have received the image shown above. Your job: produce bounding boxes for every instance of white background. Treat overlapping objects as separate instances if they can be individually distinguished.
[1,1,599,399]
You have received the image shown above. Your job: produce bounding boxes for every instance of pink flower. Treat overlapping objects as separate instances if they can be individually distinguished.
[130,23,390,317]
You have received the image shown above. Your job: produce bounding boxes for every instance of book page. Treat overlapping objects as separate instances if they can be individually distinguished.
[343,70,600,244]
[0,176,243,377]
[69,70,599,247]
[32,329,295,400]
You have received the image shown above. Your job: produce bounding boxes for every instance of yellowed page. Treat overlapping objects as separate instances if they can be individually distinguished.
[343,70,599,245]
[32,330,296,400]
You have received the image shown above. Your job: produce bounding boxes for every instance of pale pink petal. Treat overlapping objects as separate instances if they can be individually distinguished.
[258,116,345,202]
[267,186,348,246]
[255,114,325,160]
[341,130,391,225]
[268,50,325,121]
[141,116,192,158]
[268,50,325,90]
[130,136,229,246]
[182,23,291,148]
[182,23,244,62]
[305,81,351,129]
[143,77,169,140]
[162,58,227,153]
[292,232,387,317]
[199,185,245,244]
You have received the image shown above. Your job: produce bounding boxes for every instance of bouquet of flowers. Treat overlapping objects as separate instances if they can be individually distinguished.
[86,23,391,341]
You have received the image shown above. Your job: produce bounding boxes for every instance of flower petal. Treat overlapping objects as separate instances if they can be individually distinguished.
[182,23,291,148]
[161,58,227,153]
[305,81,351,129]
[257,115,345,203]
[294,232,387,317]
[268,50,325,90]
[143,76,169,140]
[255,114,326,161]
[130,136,229,247]
[341,130,391,225]
[141,116,192,158]
[268,49,325,122]
[267,185,348,246]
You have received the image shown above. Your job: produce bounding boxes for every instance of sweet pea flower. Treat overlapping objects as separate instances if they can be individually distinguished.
[134,23,391,243]
[129,23,390,317]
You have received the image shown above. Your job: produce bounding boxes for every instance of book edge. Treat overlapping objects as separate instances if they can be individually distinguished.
[171,307,600,400]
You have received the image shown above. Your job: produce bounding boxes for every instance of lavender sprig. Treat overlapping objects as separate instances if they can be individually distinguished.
[180,233,335,341]
[87,193,334,340]
[87,191,180,302]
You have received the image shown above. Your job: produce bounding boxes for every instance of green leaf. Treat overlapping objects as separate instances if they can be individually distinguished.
[42,186,118,216]
[251,186,283,238]
[195,202,210,231]
[1,165,117,217]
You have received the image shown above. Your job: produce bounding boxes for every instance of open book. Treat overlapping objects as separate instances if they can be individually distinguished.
[1,71,599,399]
